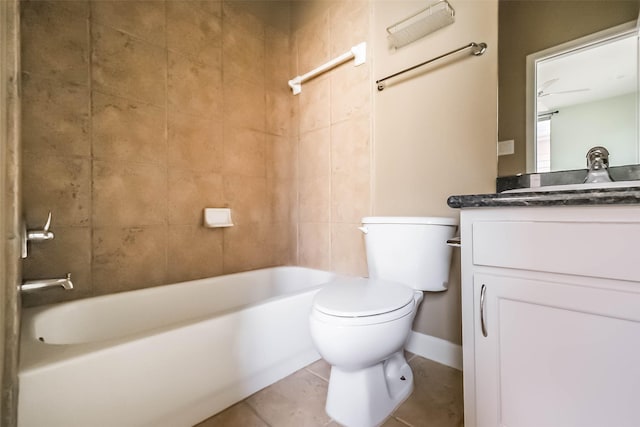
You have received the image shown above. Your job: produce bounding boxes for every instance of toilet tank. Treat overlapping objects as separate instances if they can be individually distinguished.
[361,216,457,292]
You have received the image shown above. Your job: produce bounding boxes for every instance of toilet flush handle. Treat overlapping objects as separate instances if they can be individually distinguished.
[357,226,368,234]
[446,236,461,247]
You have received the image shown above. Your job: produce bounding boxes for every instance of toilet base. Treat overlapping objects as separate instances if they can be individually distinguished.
[325,351,414,427]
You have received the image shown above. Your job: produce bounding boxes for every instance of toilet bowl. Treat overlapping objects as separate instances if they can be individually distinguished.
[309,216,457,427]
[309,278,421,427]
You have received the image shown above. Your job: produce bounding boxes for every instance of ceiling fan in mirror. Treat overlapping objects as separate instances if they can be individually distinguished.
[537,78,590,115]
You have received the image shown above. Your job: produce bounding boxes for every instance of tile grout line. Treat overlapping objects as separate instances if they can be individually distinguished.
[392,415,417,427]
[163,0,169,284]
[87,0,94,298]
[304,367,330,383]
[325,21,336,268]
[243,397,274,427]
[220,0,227,275]
[294,25,301,267]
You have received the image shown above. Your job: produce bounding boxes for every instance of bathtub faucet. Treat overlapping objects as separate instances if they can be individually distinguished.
[21,273,74,292]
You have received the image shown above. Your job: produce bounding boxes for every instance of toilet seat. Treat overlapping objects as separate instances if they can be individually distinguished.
[312,277,416,326]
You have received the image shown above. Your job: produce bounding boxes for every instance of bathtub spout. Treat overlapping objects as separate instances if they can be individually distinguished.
[21,273,74,292]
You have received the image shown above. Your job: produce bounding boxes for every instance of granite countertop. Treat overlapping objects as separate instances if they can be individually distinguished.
[447,186,640,209]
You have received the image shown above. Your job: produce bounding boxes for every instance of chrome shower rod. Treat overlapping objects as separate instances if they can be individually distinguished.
[376,41,487,91]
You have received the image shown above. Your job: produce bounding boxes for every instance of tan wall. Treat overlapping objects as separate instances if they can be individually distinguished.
[20,0,496,347]
[498,0,639,177]
[290,1,372,276]
[373,0,498,344]
[21,0,295,306]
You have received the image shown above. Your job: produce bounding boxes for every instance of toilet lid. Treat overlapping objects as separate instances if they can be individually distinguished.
[313,277,415,318]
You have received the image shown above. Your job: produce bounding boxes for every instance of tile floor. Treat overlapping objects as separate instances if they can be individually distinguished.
[195,354,463,427]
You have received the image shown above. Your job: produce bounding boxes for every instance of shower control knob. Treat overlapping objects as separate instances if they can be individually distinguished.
[26,211,55,242]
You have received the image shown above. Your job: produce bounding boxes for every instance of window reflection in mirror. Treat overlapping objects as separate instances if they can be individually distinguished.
[536,117,551,172]
[527,23,638,173]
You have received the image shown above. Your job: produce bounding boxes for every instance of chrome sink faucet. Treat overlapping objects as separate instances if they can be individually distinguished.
[584,146,613,183]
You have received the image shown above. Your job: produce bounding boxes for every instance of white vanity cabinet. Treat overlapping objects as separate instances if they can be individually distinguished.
[460,205,640,427]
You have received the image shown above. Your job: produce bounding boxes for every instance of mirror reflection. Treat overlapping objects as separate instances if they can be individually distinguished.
[497,1,640,177]
[529,25,638,173]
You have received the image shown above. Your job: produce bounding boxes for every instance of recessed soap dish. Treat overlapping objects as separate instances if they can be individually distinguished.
[203,208,233,228]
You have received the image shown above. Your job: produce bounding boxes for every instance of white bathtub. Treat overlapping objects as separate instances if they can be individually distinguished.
[18,266,336,427]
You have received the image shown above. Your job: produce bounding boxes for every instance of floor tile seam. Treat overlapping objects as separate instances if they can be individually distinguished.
[304,367,330,383]
[390,415,417,427]
[243,399,274,427]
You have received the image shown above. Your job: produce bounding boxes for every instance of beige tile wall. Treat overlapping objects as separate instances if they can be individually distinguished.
[21,0,295,306]
[2,0,22,422]
[291,0,372,277]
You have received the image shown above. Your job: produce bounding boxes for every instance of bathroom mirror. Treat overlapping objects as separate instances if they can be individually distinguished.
[525,22,639,173]
[497,1,640,177]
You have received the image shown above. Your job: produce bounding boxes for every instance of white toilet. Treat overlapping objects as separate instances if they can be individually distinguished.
[309,216,457,427]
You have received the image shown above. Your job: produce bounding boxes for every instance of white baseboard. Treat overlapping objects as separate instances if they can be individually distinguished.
[405,331,463,371]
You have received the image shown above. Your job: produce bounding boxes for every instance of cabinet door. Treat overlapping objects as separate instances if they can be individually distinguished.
[473,273,640,427]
